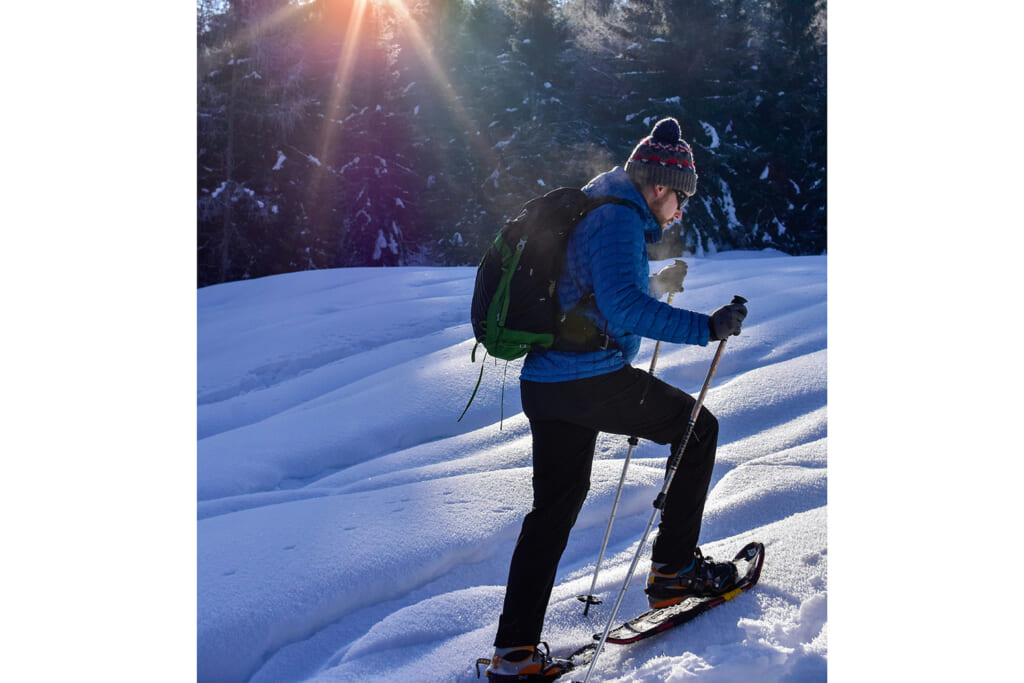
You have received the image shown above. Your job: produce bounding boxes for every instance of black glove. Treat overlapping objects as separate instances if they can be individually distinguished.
[709,301,747,340]
[650,259,687,298]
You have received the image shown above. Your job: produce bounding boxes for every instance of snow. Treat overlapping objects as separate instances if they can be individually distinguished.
[338,156,360,174]
[716,178,743,230]
[371,229,399,261]
[699,121,720,150]
[197,253,829,682]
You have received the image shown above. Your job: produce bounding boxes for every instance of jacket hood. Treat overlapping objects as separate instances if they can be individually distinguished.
[582,166,663,244]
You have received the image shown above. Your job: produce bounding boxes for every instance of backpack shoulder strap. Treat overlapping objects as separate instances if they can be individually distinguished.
[548,194,645,353]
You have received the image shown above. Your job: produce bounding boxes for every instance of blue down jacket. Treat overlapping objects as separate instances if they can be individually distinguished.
[521,167,711,382]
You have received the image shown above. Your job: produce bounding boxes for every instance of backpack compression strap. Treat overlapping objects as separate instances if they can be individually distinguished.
[484,234,555,360]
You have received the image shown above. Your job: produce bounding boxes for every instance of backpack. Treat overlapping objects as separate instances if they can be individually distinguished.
[459,187,642,423]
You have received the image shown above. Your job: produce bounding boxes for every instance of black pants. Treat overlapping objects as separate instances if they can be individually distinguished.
[493,365,719,647]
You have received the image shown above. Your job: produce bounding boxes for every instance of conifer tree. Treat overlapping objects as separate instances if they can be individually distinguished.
[197,0,320,285]
[196,0,827,282]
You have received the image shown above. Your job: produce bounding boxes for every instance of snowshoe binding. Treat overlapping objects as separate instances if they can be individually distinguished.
[645,547,739,609]
[476,642,572,681]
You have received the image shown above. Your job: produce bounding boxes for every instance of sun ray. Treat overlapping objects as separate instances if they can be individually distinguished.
[305,0,500,241]
[304,0,375,238]
[316,0,372,158]
[380,0,500,181]
[272,0,505,256]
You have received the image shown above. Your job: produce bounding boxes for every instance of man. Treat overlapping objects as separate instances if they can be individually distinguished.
[485,117,748,681]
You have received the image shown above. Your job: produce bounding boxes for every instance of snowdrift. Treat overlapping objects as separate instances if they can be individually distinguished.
[197,252,827,682]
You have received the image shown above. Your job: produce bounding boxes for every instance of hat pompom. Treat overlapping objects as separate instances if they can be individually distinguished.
[650,117,681,145]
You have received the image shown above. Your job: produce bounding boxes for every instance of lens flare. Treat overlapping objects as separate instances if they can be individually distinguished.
[379,0,497,170]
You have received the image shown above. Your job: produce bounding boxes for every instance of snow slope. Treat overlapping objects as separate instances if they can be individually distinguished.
[197,252,827,682]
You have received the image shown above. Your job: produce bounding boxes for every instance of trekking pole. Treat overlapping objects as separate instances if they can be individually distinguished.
[577,293,675,617]
[581,296,747,683]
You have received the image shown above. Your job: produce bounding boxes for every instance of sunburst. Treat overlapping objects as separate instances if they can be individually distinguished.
[317,0,496,181]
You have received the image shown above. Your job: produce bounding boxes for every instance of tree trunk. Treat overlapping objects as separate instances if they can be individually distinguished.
[219,59,238,284]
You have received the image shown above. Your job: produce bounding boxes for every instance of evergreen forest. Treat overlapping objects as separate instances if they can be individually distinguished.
[197,0,826,287]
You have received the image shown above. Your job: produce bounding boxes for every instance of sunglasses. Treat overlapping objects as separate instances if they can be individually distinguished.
[674,189,691,209]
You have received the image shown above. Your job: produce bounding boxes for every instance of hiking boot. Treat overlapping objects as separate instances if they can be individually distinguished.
[645,548,739,609]
[482,642,571,681]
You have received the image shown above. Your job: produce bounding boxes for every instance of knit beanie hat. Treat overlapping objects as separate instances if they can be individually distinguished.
[624,117,698,196]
